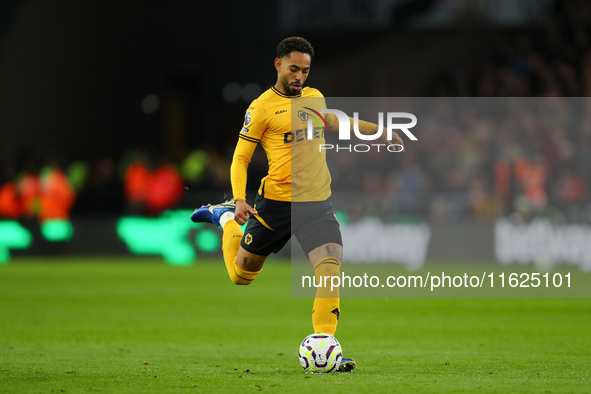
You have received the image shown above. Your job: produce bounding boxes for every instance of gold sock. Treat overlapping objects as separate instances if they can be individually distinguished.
[231,264,261,285]
[312,257,341,335]
[222,220,261,285]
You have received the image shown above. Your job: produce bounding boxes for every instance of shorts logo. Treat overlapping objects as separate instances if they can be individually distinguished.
[244,111,252,126]
[245,233,253,245]
[298,110,308,121]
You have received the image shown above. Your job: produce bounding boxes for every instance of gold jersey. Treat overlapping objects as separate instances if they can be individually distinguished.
[231,86,376,203]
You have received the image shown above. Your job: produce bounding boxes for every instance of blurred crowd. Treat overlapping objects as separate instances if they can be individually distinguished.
[2,1,591,224]
[325,97,590,224]
[435,0,591,222]
[325,0,591,224]
[434,1,591,97]
[0,149,232,222]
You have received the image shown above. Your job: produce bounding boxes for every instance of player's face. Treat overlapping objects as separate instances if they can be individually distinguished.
[277,51,311,96]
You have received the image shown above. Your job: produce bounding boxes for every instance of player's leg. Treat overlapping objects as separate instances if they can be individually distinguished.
[191,200,266,285]
[192,197,289,285]
[295,204,343,336]
[293,199,343,335]
[308,242,342,336]
[308,242,355,372]
[223,222,267,285]
[295,200,356,372]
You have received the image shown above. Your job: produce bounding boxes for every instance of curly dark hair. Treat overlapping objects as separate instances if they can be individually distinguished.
[276,36,314,59]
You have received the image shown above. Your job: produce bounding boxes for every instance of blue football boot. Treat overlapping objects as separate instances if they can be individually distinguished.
[190,200,235,226]
[338,358,356,372]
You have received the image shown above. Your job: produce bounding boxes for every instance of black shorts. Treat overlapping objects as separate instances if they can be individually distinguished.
[240,194,342,257]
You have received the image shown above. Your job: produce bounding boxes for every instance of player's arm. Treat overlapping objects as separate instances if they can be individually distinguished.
[231,139,257,225]
[324,113,404,151]
[231,103,266,225]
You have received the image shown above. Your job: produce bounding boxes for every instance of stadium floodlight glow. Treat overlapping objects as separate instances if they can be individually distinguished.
[41,220,74,242]
[0,221,33,263]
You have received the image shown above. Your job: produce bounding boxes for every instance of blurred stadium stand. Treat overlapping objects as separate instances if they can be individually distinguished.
[1,0,590,264]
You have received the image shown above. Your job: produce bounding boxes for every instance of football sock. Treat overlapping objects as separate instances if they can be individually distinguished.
[219,211,235,228]
[230,263,261,286]
[312,256,341,336]
[221,220,261,285]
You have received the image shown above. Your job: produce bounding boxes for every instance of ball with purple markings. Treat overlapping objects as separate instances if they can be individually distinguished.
[298,332,343,373]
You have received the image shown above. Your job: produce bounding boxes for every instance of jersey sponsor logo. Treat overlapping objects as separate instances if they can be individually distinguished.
[245,233,253,245]
[275,109,287,115]
[244,111,252,126]
[283,127,324,144]
[240,127,249,134]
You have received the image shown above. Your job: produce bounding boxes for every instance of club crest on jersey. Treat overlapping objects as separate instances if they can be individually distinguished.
[285,107,327,144]
[244,111,252,126]
[245,233,253,245]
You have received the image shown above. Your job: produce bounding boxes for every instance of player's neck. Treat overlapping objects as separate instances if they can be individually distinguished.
[274,81,289,95]
[273,81,301,97]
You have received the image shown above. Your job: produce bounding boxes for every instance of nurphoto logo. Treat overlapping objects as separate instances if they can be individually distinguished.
[308,110,417,153]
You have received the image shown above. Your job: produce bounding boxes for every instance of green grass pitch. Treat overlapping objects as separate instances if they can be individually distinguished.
[1,258,590,393]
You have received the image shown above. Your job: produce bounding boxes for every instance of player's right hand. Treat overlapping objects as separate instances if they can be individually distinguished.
[234,199,257,225]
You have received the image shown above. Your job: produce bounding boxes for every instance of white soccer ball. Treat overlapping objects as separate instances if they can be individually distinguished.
[298,333,343,373]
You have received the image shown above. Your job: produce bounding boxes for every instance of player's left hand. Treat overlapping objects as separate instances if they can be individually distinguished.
[380,129,404,152]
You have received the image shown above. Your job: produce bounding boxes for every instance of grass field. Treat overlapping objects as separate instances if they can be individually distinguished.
[1,258,590,393]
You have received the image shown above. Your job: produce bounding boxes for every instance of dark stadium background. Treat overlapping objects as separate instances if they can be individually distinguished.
[3,4,591,392]
[1,0,590,264]
[2,0,563,162]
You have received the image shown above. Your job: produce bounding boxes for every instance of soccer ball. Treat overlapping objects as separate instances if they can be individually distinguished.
[298,333,343,373]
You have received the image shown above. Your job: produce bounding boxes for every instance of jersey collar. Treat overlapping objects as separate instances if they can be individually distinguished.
[272,86,302,98]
